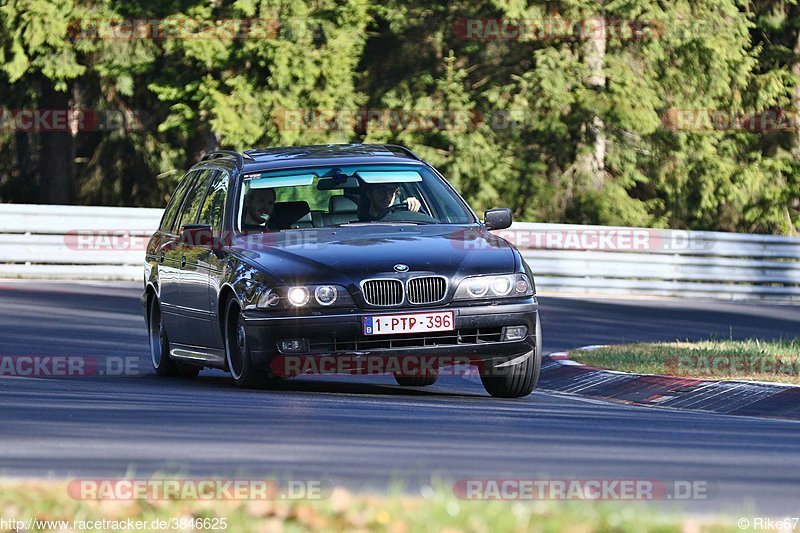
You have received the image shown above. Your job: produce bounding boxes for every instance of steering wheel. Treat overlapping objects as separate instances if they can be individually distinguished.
[379,201,410,218]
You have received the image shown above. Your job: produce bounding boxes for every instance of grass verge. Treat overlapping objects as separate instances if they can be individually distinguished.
[569,339,800,385]
[0,480,747,532]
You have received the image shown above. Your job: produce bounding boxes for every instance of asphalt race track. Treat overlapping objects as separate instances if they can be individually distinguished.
[1,280,799,515]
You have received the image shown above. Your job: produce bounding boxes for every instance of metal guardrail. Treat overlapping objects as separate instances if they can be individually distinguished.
[505,223,800,301]
[1,204,799,301]
[0,204,162,281]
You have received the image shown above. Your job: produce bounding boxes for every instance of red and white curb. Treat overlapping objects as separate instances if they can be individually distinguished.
[538,347,800,420]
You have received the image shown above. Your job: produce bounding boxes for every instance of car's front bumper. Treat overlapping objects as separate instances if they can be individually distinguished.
[242,299,539,375]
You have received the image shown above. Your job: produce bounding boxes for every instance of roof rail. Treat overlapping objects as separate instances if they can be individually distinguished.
[201,150,249,168]
[383,144,421,161]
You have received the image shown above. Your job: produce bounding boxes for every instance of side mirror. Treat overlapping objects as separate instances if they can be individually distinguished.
[483,208,512,231]
[180,224,214,247]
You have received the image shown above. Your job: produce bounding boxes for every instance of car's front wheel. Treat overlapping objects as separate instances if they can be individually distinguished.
[479,314,542,398]
[224,299,275,389]
[148,297,200,378]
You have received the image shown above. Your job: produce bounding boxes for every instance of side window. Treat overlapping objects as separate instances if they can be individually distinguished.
[175,169,217,230]
[198,171,229,234]
[160,171,196,233]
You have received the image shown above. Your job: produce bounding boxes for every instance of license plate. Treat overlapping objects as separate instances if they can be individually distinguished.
[363,311,454,336]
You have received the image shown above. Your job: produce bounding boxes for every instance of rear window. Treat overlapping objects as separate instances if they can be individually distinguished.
[159,171,196,233]
[198,171,229,234]
[175,169,217,230]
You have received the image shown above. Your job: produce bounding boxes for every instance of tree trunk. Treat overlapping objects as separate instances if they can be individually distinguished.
[187,122,221,166]
[792,16,800,159]
[38,81,75,204]
[576,14,607,189]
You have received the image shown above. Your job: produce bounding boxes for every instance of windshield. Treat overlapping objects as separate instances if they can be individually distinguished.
[237,164,475,231]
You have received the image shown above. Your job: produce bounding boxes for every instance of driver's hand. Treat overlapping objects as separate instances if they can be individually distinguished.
[406,197,421,212]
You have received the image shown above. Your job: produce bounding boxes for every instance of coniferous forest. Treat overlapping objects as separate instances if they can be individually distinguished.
[2,1,800,234]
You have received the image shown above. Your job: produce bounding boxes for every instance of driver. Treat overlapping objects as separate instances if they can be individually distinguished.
[358,182,421,221]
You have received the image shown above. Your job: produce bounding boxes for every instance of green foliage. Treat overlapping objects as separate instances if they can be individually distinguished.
[0,0,799,234]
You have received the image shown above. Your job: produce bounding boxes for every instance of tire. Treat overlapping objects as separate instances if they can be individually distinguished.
[393,371,438,387]
[149,297,202,378]
[224,298,272,389]
[148,296,179,377]
[479,314,542,398]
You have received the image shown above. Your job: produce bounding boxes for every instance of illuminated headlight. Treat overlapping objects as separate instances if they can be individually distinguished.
[455,274,533,300]
[287,287,310,307]
[256,284,350,309]
[257,289,281,308]
[314,285,338,306]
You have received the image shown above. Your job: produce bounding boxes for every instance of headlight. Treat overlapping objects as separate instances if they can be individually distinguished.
[466,277,489,297]
[256,284,349,309]
[257,288,280,308]
[491,276,512,296]
[454,274,533,300]
[287,287,310,307]
[314,285,338,306]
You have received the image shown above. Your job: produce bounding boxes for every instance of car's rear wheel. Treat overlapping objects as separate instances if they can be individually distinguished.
[149,297,202,378]
[393,371,438,387]
[224,299,272,389]
[479,314,542,398]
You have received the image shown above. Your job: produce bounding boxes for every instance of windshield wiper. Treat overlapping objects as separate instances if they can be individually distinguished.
[333,220,436,227]
[332,221,374,227]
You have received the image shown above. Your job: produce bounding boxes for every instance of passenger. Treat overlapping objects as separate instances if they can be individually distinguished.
[243,188,276,227]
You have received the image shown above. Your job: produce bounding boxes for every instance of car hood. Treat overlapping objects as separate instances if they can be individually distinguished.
[230,225,516,285]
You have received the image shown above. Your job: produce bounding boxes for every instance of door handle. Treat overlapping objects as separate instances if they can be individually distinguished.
[181,256,187,268]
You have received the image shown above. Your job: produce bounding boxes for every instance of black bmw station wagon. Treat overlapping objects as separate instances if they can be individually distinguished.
[143,144,541,398]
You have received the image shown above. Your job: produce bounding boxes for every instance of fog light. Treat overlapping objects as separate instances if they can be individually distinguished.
[502,326,528,341]
[279,339,307,353]
[287,287,310,306]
